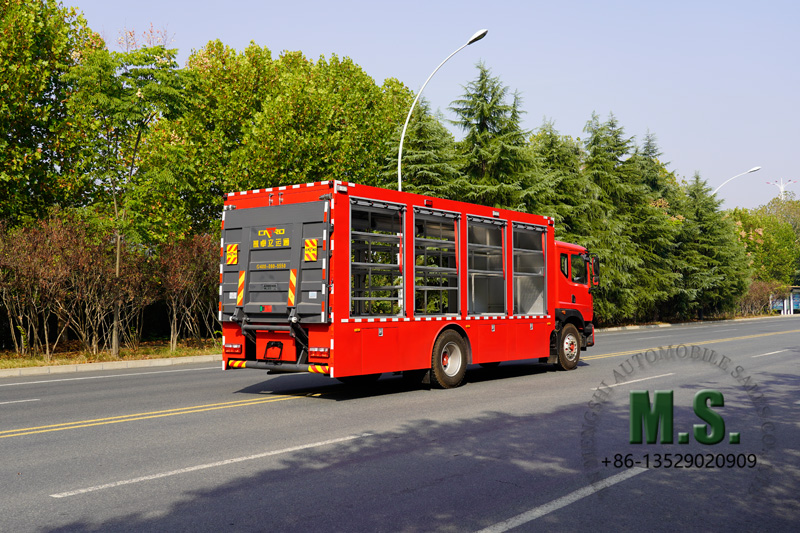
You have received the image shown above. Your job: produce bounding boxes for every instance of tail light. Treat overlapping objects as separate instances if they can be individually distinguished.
[224,344,242,355]
[309,347,330,359]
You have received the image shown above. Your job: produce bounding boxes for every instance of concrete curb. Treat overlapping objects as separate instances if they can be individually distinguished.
[0,354,222,379]
[597,313,797,332]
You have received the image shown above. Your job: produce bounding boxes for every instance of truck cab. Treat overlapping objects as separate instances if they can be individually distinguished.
[553,240,598,352]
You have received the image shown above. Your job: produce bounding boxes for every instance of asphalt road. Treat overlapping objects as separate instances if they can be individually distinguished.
[1,317,798,532]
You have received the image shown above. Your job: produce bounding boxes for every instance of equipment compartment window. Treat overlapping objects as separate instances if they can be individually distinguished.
[467,218,505,314]
[513,225,546,315]
[350,202,404,316]
[414,211,459,315]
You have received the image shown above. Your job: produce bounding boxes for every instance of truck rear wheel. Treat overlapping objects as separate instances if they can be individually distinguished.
[556,324,580,371]
[431,330,468,388]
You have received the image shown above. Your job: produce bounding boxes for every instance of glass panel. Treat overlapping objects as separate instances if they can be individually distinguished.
[414,215,458,315]
[350,207,404,316]
[514,276,545,315]
[468,221,505,315]
[513,228,546,315]
[571,254,587,284]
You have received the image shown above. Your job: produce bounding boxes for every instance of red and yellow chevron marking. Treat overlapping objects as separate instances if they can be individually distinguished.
[237,270,246,306]
[226,244,239,265]
[308,364,329,374]
[287,269,297,306]
[228,360,247,369]
[304,239,318,262]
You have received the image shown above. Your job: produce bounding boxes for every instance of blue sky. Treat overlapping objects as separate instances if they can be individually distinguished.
[68,0,798,209]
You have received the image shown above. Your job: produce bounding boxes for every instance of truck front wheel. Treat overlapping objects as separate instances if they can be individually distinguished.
[556,324,580,371]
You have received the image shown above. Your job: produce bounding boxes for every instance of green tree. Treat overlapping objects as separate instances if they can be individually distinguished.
[579,113,643,322]
[732,207,798,285]
[0,0,99,225]
[380,99,460,196]
[669,174,749,319]
[624,135,683,321]
[140,42,412,237]
[577,116,685,323]
[65,27,185,355]
[525,121,595,241]
[448,62,532,209]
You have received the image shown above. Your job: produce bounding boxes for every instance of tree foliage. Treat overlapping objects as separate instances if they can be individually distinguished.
[2,6,788,356]
[380,99,460,196]
[138,42,413,238]
[448,62,532,209]
[0,0,100,226]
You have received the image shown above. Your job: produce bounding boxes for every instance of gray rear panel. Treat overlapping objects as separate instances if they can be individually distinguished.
[221,200,330,324]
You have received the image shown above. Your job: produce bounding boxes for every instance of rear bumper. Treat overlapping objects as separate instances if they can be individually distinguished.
[225,359,329,375]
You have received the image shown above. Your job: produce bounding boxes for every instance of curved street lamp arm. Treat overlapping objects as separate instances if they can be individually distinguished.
[712,166,761,195]
[397,30,488,192]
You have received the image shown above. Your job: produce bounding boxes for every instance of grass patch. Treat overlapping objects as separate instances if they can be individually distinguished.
[0,339,220,369]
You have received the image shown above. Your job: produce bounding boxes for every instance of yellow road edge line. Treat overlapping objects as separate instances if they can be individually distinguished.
[0,396,297,438]
[583,328,800,361]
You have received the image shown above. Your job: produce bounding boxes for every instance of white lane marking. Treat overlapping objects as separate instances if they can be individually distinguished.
[631,335,672,340]
[713,328,737,333]
[0,367,219,387]
[0,399,40,406]
[475,468,647,533]
[591,373,675,390]
[752,350,788,358]
[51,433,370,498]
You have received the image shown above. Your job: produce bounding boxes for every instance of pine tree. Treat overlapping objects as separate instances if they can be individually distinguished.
[670,174,749,319]
[448,62,532,209]
[380,99,460,197]
[579,113,643,322]
[525,121,596,242]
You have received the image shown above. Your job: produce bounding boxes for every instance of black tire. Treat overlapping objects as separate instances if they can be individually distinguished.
[430,330,468,388]
[336,373,381,386]
[556,323,580,371]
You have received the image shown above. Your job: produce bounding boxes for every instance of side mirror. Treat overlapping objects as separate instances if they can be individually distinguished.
[590,254,600,287]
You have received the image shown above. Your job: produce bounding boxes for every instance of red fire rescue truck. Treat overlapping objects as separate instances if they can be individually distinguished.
[219,180,598,388]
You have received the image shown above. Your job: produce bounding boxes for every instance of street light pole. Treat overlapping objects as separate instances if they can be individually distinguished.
[712,166,762,195]
[397,29,488,192]
[767,178,798,199]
